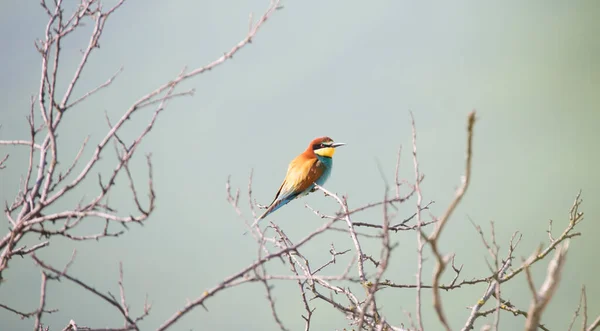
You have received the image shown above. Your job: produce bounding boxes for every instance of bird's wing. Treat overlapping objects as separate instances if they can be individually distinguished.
[271,156,324,204]
[257,157,323,221]
[279,156,324,201]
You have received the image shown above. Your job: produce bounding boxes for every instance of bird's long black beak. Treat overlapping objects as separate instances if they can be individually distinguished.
[331,142,346,148]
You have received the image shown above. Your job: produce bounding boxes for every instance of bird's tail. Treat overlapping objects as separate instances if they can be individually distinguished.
[251,198,291,227]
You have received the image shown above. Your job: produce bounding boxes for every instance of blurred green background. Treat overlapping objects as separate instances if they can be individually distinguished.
[1,0,598,330]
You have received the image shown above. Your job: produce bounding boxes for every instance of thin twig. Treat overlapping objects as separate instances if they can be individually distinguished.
[524,241,570,331]
[428,111,476,331]
[314,184,366,283]
[410,111,426,331]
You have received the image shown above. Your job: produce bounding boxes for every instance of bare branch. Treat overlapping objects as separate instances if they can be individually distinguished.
[0,300,56,320]
[410,111,426,331]
[66,67,123,109]
[314,184,366,283]
[588,316,600,331]
[11,241,50,257]
[567,286,585,331]
[32,254,146,331]
[157,216,336,331]
[33,271,49,331]
[582,286,588,331]
[427,111,476,331]
[0,154,9,170]
[461,258,512,331]
[501,192,583,284]
[257,261,289,331]
[0,141,42,150]
[524,241,570,331]
[356,189,393,330]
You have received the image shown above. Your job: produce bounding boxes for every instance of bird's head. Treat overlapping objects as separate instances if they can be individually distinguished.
[309,136,346,158]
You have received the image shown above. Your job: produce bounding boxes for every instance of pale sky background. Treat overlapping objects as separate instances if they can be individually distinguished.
[1,0,599,330]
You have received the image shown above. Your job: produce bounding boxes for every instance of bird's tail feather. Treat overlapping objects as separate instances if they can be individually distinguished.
[251,197,293,227]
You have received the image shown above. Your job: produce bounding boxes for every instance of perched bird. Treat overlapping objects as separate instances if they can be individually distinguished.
[253,136,345,226]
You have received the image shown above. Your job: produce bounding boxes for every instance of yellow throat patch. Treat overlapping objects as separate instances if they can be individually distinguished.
[314,147,335,158]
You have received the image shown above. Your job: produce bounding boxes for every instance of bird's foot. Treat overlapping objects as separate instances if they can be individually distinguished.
[312,184,330,196]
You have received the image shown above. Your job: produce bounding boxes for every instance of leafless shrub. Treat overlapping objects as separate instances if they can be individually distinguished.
[0,1,595,330]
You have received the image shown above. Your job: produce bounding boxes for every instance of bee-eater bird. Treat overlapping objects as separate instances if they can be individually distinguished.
[253,136,345,226]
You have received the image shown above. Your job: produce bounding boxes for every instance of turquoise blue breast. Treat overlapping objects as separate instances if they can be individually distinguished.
[314,155,333,186]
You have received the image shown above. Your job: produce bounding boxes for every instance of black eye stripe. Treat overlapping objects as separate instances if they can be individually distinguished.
[312,143,331,150]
